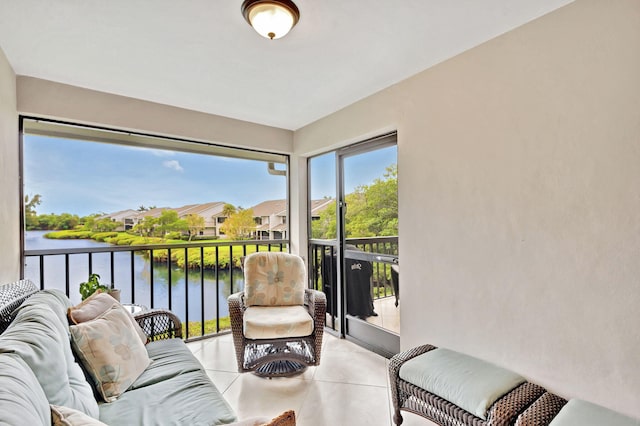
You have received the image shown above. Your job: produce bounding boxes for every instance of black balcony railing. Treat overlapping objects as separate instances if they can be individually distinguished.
[23,239,287,342]
[309,236,398,331]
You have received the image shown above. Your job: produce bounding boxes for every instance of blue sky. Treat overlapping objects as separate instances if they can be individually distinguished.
[23,136,287,216]
[309,145,397,200]
[24,135,396,217]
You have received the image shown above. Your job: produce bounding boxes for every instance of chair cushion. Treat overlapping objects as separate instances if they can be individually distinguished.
[68,291,147,344]
[548,399,639,426]
[243,305,313,339]
[399,348,526,420]
[70,305,151,402]
[0,296,99,418]
[0,354,51,426]
[244,252,306,306]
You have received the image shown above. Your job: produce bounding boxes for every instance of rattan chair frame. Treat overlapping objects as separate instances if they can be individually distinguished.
[229,288,326,377]
[0,279,38,334]
[515,392,567,426]
[389,344,546,426]
[134,308,183,341]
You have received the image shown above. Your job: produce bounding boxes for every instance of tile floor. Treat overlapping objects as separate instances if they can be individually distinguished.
[366,296,401,334]
[187,332,436,426]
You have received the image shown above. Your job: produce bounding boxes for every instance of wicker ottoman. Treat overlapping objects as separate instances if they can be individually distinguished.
[515,392,568,426]
[389,344,545,426]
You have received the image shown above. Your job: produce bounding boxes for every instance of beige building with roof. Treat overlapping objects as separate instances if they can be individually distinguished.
[104,202,227,237]
[104,199,332,239]
[251,199,333,240]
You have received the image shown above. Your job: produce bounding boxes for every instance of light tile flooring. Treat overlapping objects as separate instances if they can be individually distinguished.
[366,296,401,334]
[187,332,435,426]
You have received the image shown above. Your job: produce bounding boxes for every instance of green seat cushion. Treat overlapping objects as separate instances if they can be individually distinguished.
[399,348,525,420]
[0,354,51,426]
[98,369,237,425]
[129,338,207,390]
[0,296,99,418]
[549,399,640,426]
[100,338,236,424]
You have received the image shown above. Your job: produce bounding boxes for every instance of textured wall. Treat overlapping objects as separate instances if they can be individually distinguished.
[0,47,19,283]
[17,77,293,154]
[294,0,640,418]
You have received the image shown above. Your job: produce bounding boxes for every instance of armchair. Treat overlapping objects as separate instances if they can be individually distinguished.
[228,252,326,377]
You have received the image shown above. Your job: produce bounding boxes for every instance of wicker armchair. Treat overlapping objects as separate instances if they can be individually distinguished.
[133,308,183,342]
[228,252,326,377]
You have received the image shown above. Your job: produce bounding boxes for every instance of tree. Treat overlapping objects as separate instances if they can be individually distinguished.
[220,208,255,240]
[311,202,337,239]
[310,164,398,239]
[222,203,236,218]
[93,217,118,232]
[133,216,157,237]
[185,214,205,241]
[24,194,42,230]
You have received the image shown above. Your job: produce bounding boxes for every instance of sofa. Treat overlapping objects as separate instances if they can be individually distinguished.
[0,281,238,425]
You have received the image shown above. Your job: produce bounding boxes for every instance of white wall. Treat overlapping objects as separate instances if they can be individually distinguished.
[17,77,293,154]
[294,0,640,418]
[0,47,19,283]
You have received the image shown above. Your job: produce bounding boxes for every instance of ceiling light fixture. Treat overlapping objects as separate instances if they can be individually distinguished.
[241,0,300,40]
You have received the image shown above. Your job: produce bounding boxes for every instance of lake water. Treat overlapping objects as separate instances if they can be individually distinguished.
[24,231,243,323]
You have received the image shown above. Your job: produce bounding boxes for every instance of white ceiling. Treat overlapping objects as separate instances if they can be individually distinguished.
[0,0,572,130]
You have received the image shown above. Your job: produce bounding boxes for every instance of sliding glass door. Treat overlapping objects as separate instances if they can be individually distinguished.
[309,133,399,357]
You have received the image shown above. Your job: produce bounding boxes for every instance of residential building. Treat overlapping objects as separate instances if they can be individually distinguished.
[250,199,331,240]
[104,202,227,236]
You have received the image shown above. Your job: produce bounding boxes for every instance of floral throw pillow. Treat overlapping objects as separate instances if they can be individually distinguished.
[51,404,108,426]
[70,305,151,402]
[68,291,148,344]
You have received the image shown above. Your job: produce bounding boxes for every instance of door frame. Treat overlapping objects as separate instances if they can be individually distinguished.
[336,132,399,357]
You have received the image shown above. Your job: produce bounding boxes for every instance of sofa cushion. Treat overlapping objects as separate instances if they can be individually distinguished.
[68,292,147,344]
[548,399,639,426]
[399,348,526,420]
[70,305,151,402]
[244,252,306,307]
[51,405,108,426]
[20,290,73,336]
[99,336,236,425]
[243,305,313,339]
[129,338,204,390]
[0,353,51,426]
[0,298,99,418]
[98,369,237,425]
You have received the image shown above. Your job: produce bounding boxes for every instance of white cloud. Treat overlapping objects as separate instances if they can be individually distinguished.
[151,149,175,157]
[163,160,184,172]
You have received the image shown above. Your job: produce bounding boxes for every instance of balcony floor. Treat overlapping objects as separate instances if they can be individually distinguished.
[187,333,434,426]
[366,296,400,334]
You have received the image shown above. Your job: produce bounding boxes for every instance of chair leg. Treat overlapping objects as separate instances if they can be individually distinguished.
[393,410,403,425]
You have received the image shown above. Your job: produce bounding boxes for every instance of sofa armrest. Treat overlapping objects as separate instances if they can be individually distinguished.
[0,280,38,334]
[134,309,182,341]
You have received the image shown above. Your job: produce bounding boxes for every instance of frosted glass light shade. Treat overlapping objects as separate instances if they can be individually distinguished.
[242,0,300,40]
